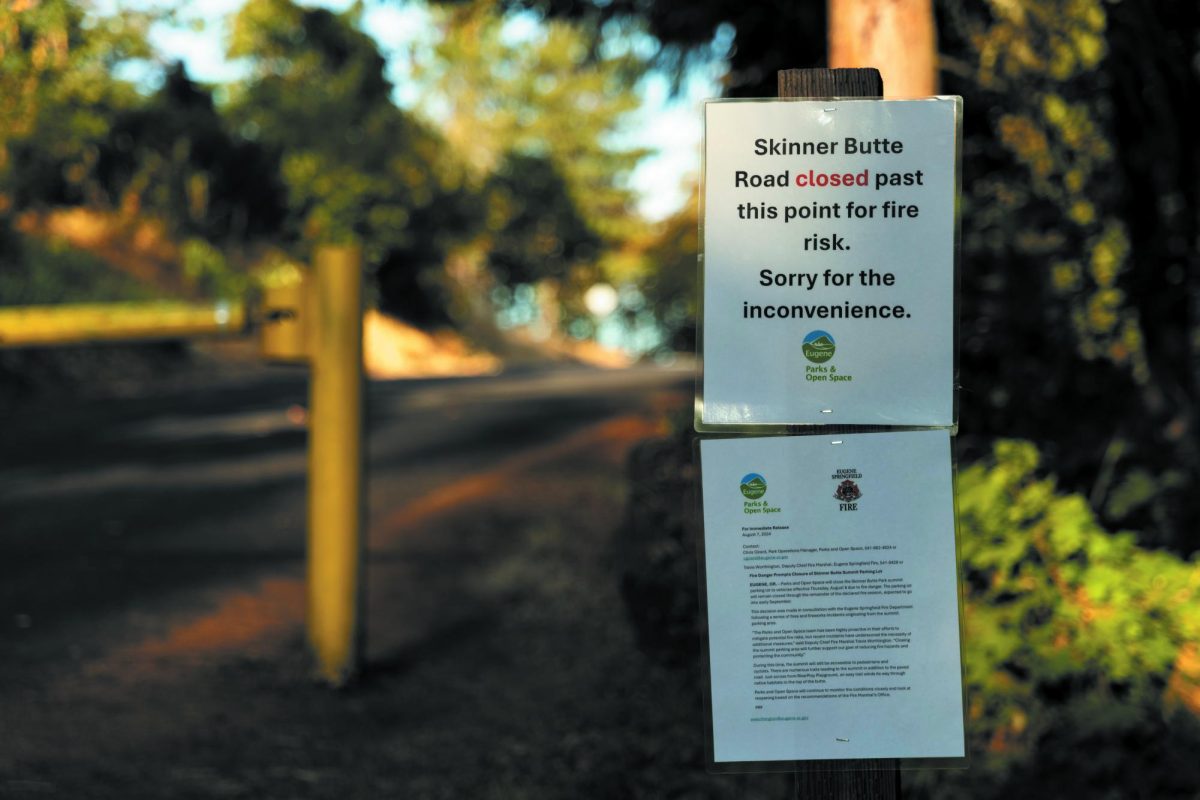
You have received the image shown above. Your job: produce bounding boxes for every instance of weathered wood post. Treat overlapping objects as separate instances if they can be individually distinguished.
[776,63,901,800]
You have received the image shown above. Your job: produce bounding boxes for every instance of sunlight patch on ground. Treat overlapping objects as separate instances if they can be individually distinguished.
[58,413,663,681]
[363,310,500,379]
[375,414,662,536]
[118,578,306,665]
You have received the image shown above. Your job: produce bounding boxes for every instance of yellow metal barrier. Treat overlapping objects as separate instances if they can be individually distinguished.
[0,247,367,688]
[259,276,312,363]
[0,300,247,347]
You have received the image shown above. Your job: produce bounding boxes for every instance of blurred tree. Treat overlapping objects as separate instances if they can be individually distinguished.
[94,63,286,244]
[421,1,650,242]
[829,0,935,96]
[0,0,153,210]
[226,0,480,323]
[938,0,1200,550]
[621,194,698,352]
[481,152,600,287]
[486,0,823,95]
[1,4,287,301]
[416,1,653,338]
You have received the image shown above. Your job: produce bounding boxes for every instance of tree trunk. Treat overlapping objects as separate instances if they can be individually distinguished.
[828,0,937,96]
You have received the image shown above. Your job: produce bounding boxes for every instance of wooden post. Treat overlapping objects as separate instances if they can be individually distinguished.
[778,68,882,99]
[307,244,366,686]
[777,65,900,800]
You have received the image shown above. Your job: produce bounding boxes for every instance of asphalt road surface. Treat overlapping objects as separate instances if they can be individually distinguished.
[0,363,687,651]
[0,363,795,798]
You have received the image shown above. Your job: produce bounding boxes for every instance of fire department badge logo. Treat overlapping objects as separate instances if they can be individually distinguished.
[833,479,862,503]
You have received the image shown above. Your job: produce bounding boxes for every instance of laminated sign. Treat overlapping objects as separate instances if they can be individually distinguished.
[698,98,962,428]
[700,431,966,762]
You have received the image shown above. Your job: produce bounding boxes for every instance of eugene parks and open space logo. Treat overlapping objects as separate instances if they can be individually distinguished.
[741,472,780,516]
[740,473,767,499]
[802,330,836,363]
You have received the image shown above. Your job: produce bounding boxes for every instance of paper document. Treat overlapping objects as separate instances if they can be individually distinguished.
[700,430,965,761]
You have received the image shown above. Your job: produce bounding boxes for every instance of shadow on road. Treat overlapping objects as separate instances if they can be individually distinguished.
[0,366,798,798]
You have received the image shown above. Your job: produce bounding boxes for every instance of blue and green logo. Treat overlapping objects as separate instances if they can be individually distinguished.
[740,473,767,499]
[802,330,836,363]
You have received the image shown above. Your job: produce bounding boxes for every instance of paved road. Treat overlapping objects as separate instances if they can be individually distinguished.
[0,364,691,657]
[1,364,798,799]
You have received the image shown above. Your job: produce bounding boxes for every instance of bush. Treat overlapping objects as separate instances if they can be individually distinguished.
[910,441,1200,799]
[0,227,156,307]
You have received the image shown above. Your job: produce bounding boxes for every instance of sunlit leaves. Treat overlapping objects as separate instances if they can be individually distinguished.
[419,1,651,243]
[403,1,661,338]
[970,0,1106,85]
[953,0,1148,379]
[0,0,153,199]
[227,0,469,263]
[956,439,1200,774]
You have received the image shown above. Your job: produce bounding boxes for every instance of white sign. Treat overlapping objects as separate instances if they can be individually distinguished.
[700,430,965,762]
[700,98,960,427]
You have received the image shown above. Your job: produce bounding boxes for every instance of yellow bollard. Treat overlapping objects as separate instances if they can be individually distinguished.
[258,275,312,363]
[306,245,365,686]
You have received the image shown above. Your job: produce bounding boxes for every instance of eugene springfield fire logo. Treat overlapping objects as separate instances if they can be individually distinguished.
[832,468,863,511]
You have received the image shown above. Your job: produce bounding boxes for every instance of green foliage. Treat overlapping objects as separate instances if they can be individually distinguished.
[635,196,698,350]
[180,237,248,299]
[417,0,655,328]
[92,64,286,243]
[227,0,471,257]
[0,229,156,306]
[2,0,660,338]
[223,0,484,326]
[934,0,1200,549]
[946,0,1146,379]
[905,440,1200,798]
[959,440,1198,698]
[0,0,154,207]
[422,1,651,243]
[482,153,601,286]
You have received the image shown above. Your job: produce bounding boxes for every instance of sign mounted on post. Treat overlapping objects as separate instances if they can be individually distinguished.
[699,430,966,763]
[697,98,962,429]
